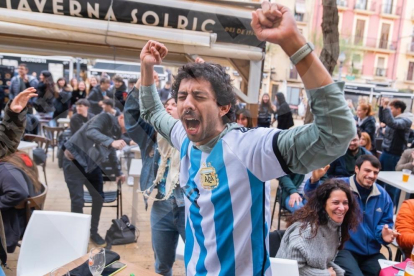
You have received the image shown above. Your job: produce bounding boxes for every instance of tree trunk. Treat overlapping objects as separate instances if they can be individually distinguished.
[304,0,339,124]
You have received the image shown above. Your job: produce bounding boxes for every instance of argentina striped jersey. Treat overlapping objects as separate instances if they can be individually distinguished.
[171,123,288,276]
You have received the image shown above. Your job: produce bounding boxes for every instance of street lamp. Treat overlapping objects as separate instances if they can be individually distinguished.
[338,52,346,81]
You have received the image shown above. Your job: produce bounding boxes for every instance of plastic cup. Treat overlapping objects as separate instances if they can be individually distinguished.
[403,169,412,182]
[405,261,414,276]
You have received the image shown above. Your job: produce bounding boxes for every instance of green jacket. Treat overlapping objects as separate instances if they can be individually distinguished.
[278,174,328,207]
[278,174,305,206]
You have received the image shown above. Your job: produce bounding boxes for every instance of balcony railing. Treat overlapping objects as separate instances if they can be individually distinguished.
[337,0,348,8]
[350,36,397,51]
[375,67,387,77]
[289,67,299,80]
[381,4,402,16]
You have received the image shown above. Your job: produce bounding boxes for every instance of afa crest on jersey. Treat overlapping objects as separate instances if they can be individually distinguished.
[200,162,219,190]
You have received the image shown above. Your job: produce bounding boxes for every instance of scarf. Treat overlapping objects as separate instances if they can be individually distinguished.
[139,134,180,201]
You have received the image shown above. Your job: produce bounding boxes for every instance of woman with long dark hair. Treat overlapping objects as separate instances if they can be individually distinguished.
[257,93,275,127]
[275,92,294,130]
[53,77,72,123]
[33,70,56,117]
[0,152,42,253]
[276,179,360,276]
[236,108,254,128]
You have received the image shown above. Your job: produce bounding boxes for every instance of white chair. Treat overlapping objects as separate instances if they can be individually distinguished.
[176,236,185,261]
[269,257,299,276]
[17,211,91,276]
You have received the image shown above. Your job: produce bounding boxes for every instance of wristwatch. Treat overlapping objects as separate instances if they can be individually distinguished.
[290,42,315,65]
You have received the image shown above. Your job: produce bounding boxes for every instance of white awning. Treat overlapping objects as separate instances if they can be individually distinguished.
[0,7,264,103]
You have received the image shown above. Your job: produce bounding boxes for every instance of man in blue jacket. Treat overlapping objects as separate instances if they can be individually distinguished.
[305,155,397,276]
[327,129,371,178]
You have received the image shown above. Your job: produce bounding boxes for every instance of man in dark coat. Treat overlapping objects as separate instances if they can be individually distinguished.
[63,112,127,246]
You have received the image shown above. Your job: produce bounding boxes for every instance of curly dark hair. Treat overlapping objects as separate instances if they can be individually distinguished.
[171,62,236,123]
[287,179,360,249]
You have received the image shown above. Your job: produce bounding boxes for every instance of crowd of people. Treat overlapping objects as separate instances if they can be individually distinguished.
[0,1,414,276]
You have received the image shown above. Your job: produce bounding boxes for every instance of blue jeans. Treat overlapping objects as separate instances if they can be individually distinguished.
[379,151,401,207]
[0,266,5,276]
[150,198,185,276]
[284,194,307,213]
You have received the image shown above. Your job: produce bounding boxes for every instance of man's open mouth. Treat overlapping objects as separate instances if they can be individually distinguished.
[184,118,201,133]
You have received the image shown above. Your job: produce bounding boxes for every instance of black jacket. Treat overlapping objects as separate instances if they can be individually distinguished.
[53,89,72,120]
[70,89,87,106]
[381,108,414,156]
[356,115,376,146]
[0,163,37,253]
[64,113,122,175]
[70,113,94,134]
[34,82,54,113]
[109,83,127,111]
[87,86,105,115]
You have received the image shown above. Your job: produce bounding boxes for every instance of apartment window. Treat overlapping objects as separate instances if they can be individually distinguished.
[354,19,366,45]
[408,62,414,81]
[294,0,306,22]
[352,54,363,74]
[271,84,279,104]
[376,57,386,77]
[289,63,299,79]
[382,0,393,14]
[411,27,414,52]
[337,0,348,7]
[379,23,391,49]
[286,87,301,105]
[355,0,367,10]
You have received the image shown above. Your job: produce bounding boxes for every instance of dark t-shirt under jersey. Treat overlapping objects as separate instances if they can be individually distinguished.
[70,113,94,134]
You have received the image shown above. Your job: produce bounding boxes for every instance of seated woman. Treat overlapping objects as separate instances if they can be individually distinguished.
[0,152,42,253]
[360,132,375,155]
[276,179,359,276]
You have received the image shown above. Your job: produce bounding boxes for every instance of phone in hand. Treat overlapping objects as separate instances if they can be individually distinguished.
[101,261,127,276]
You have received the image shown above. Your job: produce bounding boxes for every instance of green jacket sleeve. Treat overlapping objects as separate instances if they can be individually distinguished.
[276,82,356,174]
[278,175,298,195]
[139,84,178,144]
[0,102,27,159]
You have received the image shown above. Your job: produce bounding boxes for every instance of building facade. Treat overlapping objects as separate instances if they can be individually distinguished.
[311,0,414,91]
[261,0,312,107]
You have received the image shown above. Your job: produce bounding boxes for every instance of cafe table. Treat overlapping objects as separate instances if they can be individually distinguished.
[130,146,141,159]
[377,171,414,210]
[17,140,38,159]
[43,253,159,276]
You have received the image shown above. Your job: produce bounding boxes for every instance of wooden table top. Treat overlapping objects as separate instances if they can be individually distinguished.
[43,253,159,276]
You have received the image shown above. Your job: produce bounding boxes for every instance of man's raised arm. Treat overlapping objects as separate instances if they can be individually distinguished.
[138,41,178,143]
[252,1,356,174]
